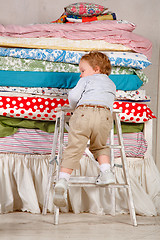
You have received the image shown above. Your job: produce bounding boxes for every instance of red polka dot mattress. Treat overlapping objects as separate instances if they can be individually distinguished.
[0,95,156,122]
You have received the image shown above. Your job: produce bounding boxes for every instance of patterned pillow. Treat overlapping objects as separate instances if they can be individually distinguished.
[106,52,151,69]
[113,101,156,123]
[64,2,108,16]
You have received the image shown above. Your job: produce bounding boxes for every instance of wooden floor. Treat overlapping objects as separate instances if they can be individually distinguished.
[0,212,160,240]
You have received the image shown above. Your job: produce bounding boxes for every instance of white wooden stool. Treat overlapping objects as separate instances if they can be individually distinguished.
[42,107,137,226]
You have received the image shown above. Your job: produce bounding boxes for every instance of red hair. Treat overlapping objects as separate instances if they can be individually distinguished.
[80,51,111,76]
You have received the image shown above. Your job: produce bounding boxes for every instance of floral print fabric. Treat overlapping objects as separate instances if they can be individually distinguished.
[64,3,108,16]
[0,87,149,102]
[0,48,151,69]
[0,56,148,84]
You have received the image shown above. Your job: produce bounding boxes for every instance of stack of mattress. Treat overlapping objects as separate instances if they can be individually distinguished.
[0,2,159,216]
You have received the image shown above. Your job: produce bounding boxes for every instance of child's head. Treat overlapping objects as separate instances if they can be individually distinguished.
[79,51,111,78]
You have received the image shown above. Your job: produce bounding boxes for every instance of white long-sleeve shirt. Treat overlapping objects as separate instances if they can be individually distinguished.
[68,74,116,112]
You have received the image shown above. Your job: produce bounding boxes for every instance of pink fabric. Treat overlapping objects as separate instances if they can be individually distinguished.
[0,20,152,59]
[0,20,135,34]
[0,129,147,158]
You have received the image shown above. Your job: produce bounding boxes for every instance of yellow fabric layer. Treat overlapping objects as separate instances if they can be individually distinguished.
[97,15,114,20]
[0,36,131,51]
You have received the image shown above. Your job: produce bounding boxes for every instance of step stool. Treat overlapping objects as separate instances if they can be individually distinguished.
[42,107,137,226]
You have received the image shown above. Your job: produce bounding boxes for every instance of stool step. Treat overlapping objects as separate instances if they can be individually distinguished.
[53,176,128,188]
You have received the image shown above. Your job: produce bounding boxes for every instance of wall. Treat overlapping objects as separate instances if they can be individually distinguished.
[0,0,160,169]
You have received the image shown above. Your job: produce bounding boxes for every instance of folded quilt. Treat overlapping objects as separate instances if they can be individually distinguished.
[0,128,147,158]
[116,90,150,101]
[66,12,116,22]
[0,87,149,102]
[0,48,151,69]
[52,11,116,23]
[0,115,56,137]
[0,56,80,73]
[0,20,136,36]
[0,86,69,97]
[0,20,152,58]
[0,115,144,138]
[0,70,143,90]
[0,56,149,83]
[0,90,149,102]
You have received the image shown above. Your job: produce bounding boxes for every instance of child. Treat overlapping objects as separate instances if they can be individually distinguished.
[53,51,116,207]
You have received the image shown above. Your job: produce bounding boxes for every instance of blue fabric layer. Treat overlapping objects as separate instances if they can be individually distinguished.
[110,75,143,90]
[0,47,151,69]
[0,71,143,90]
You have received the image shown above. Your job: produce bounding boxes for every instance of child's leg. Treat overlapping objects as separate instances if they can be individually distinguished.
[96,154,115,185]
[97,154,110,164]
[59,167,73,181]
[53,108,91,207]
[97,154,111,172]
[53,168,73,208]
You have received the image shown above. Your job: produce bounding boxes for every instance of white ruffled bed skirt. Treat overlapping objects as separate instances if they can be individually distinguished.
[0,153,160,216]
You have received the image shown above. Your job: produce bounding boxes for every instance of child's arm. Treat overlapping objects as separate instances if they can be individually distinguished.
[68,77,86,109]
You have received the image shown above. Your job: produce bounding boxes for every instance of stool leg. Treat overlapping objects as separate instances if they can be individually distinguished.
[42,114,60,215]
[114,112,137,226]
[53,111,65,225]
[110,123,116,216]
[54,206,60,225]
[42,164,55,215]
